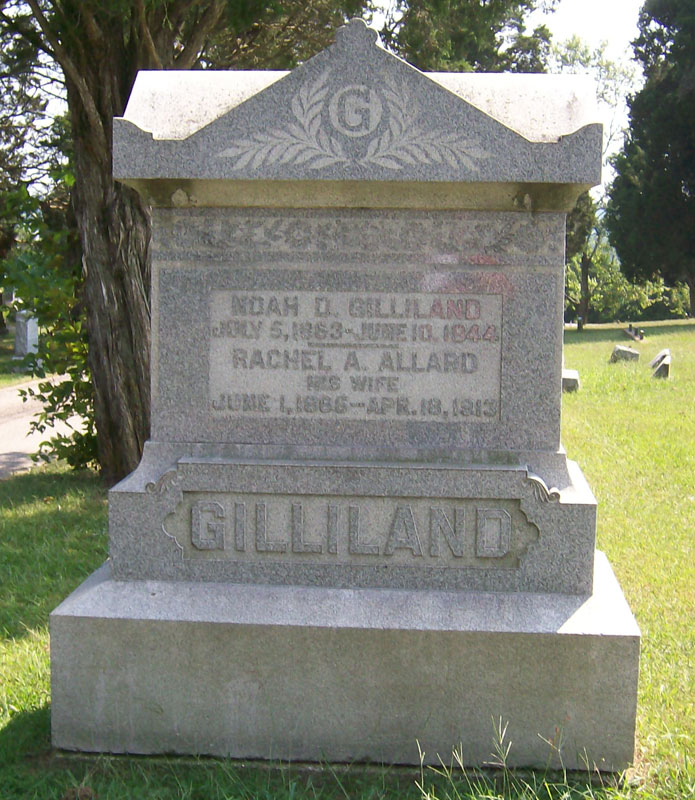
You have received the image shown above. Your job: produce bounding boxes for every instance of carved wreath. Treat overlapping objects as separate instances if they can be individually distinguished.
[216,72,489,172]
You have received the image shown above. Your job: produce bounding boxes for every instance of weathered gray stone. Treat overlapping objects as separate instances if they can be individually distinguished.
[110,454,596,594]
[13,310,38,357]
[147,207,564,456]
[562,368,580,392]
[652,354,671,379]
[649,348,670,368]
[51,19,639,770]
[113,20,601,208]
[1,286,13,306]
[610,345,640,363]
[51,553,638,771]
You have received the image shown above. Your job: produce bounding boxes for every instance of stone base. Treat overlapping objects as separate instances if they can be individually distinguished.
[51,551,639,771]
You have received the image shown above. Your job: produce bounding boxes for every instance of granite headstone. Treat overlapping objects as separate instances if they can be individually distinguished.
[652,354,671,379]
[611,344,640,363]
[50,21,639,770]
[649,348,670,369]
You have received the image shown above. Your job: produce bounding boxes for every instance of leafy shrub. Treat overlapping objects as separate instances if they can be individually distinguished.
[2,182,97,470]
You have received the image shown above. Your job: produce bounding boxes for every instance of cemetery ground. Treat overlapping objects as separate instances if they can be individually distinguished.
[0,320,693,800]
[0,319,33,388]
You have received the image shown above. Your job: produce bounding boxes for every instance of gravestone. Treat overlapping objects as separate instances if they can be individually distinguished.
[649,348,670,369]
[562,368,580,392]
[50,21,639,770]
[13,310,38,357]
[611,344,640,363]
[652,354,671,379]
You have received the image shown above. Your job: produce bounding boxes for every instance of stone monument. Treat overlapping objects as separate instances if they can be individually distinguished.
[13,310,38,358]
[51,21,640,770]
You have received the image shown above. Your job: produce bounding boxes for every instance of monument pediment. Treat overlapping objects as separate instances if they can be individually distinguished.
[114,20,601,193]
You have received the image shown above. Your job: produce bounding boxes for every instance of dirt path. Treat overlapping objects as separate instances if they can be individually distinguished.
[0,379,79,479]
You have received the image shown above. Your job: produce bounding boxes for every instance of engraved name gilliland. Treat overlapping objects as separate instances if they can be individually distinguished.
[209,289,503,422]
[164,494,539,570]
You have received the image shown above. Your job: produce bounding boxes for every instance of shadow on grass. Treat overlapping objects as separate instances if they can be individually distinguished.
[565,319,695,347]
[0,747,626,800]
[0,467,107,639]
[564,328,628,346]
[0,465,104,498]
[637,322,695,339]
[0,706,51,769]
[1,746,425,799]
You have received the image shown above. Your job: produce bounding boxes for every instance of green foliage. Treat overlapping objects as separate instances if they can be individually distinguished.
[550,41,662,328]
[379,0,556,73]
[605,0,695,314]
[1,0,376,483]
[2,168,97,470]
[0,8,47,193]
[550,35,636,157]
[205,0,368,69]
[0,4,53,332]
[565,191,597,264]
[563,194,671,326]
[565,241,669,324]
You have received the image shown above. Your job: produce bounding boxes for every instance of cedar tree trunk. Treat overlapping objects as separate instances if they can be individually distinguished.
[577,252,591,331]
[65,76,151,485]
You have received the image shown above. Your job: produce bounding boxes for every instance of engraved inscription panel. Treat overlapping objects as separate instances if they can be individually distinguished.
[167,493,539,569]
[153,208,564,268]
[209,290,502,422]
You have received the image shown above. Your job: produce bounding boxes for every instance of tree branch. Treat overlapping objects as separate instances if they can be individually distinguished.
[173,0,226,70]
[79,6,105,51]
[0,9,56,60]
[24,0,107,154]
[135,0,163,69]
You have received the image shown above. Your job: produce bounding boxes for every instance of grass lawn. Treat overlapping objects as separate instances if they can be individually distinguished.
[0,320,694,798]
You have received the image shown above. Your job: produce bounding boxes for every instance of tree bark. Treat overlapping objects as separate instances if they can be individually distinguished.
[67,81,151,485]
[20,0,369,483]
[577,253,591,331]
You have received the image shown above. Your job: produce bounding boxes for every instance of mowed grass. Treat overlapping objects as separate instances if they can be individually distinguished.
[0,320,694,798]
[562,320,695,792]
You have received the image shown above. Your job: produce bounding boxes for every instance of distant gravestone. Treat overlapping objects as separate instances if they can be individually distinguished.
[649,348,670,369]
[562,368,580,392]
[625,325,644,341]
[13,311,38,358]
[50,21,639,771]
[652,354,671,379]
[611,344,640,363]
[1,287,13,306]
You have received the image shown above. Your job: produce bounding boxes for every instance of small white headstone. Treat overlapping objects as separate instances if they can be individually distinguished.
[13,310,38,357]
[562,368,580,392]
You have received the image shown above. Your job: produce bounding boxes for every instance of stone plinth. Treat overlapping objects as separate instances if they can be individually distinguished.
[52,553,638,770]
